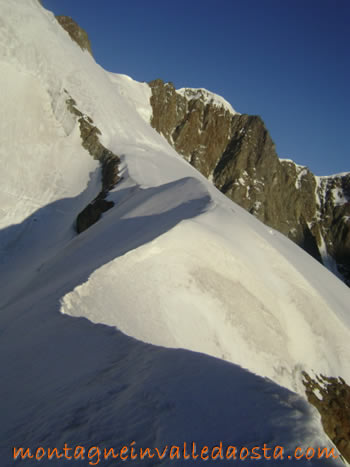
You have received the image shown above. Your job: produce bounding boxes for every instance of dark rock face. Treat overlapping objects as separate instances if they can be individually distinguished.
[148,79,349,283]
[316,174,350,285]
[76,199,114,234]
[212,117,320,257]
[303,372,350,463]
[56,16,93,56]
[66,92,120,233]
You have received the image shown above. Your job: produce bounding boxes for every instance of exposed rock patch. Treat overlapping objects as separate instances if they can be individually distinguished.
[76,198,114,234]
[303,372,350,463]
[65,93,120,233]
[148,79,349,283]
[56,16,93,56]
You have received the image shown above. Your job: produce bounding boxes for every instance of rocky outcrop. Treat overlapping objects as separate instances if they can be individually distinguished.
[316,174,350,284]
[76,198,114,234]
[303,372,350,463]
[56,20,119,234]
[149,80,234,178]
[148,79,350,283]
[56,16,93,56]
[65,92,120,233]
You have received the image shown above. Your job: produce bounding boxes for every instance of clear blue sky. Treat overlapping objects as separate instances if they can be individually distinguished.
[42,0,349,176]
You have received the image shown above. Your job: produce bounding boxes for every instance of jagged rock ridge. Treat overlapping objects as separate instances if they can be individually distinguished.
[65,92,120,233]
[149,79,350,284]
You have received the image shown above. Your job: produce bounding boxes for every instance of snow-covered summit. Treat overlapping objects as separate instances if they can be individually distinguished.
[177,87,238,115]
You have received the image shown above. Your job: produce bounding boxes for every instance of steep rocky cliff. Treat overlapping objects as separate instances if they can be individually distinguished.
[315,174,350,282]
[149,79,350,284]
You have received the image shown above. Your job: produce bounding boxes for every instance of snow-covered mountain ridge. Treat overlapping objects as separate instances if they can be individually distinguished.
[1,1,350,464]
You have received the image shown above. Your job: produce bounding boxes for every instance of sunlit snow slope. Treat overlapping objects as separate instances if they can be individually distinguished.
[1,1,350,465]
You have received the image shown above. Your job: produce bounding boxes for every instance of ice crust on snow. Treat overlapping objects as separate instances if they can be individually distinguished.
[0,1,350,464]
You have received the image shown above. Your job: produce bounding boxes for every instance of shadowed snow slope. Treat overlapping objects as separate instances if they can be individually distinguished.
[1,1,350,465]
